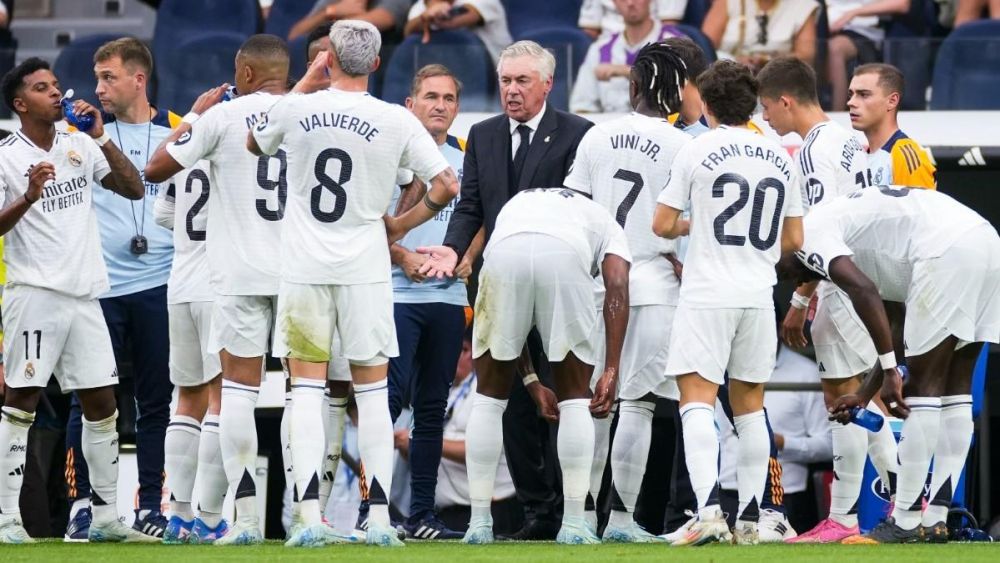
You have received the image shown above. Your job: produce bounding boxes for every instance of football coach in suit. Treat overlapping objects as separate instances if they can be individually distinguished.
[418,40,593,540]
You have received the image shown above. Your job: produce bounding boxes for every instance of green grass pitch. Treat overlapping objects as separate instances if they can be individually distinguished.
[1,541,998,562]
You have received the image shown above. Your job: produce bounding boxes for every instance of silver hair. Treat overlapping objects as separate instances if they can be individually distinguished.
[497,40,556,83]
[328,20,381,77]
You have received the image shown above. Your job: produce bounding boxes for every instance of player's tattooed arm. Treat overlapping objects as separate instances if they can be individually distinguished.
[0,162,53,236]
[386,167,459,243]
[98,140,145,199]
[592,254,630,419]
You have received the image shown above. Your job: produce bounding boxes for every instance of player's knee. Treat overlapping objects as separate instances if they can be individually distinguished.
[327,379,350,397]
[77,386,118,421]
[2,386,41,414]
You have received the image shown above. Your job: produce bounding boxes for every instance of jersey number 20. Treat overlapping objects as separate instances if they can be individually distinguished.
[712,173,785,250]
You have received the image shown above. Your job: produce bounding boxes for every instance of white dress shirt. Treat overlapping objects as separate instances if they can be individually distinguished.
[509,101,547,157]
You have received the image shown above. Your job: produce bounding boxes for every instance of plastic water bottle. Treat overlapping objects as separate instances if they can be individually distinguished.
[60,89,94,132]
[849,406,884,432]
[222,85,238,102]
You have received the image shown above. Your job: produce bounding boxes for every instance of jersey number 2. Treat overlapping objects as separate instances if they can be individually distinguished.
[184,169,210,242]
[712,173,785,250]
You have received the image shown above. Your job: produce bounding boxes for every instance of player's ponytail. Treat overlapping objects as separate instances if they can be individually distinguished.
[631,42,688,117]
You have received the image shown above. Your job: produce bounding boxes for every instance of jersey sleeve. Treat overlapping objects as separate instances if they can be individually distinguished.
[562,130,595,195]
[656,143,694,210]
[166,107,222,168]
[784,163,804,218]
[153,179,176,230]
[891,139,936,190]
[399,109,449,181]
[85,135,112,185]
[600,218,633,263]
[799,220,852,279]
[802,146,841,209]
[252,96,289,156]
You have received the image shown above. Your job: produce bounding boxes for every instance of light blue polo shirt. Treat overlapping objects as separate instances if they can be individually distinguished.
[389,135,468,307]
[92,109,177,297]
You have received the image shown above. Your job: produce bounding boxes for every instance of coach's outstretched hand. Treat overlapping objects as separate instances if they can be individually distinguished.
[416,245,458,279]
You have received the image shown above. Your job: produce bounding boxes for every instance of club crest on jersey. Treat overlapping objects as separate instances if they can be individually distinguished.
[24,362,35,379]
[68,150,83,167]
[175,131,192,146]
[806,178,824,206]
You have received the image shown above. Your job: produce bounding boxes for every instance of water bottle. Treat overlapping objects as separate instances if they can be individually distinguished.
[849,406,884,432]
[222,85,238,102]
[60,89,94,132]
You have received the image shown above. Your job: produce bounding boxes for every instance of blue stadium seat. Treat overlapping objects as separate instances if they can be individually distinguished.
[52,34,122,108]
[682,0,710,27]
[264,0,315,40]
[381,30,496,112]
[153,0,260,78]
[930,20,1000,109]
[674,23,718,62]
[288,34,309,84]
[504,0,582,38]
[517,26,593,111]
[157,31,248,113]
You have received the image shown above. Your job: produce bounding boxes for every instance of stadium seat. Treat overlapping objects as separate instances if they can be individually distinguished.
[381,30,496,112]
[264,0,315,40]
[517,26,593,111]
[52,34,122,108]
[681,0,710,27]
[156,31,248,113]
[674,23,718,63]
[930,20,1000,110]
[153,0,260,79]
[288,34,309,84]
[504,0,583,38]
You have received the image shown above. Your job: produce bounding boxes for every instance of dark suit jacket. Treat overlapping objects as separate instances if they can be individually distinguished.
[443,105,593,255]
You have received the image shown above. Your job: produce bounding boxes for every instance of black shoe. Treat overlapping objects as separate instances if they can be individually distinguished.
[496,518,560,541]
[404,514,463,540]
[862,517,922,544]
[919,521,949,543]
[132,509,168,539]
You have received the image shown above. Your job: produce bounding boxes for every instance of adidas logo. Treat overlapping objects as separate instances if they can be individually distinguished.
[8,464,24,477]
[817,361,826,373]
[958,147,986,166]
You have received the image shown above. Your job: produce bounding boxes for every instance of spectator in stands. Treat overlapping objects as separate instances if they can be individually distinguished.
[571,0,687,113]
[432,328,520,535]
[63,37,178,542]
[702,0,819,73]
[0,1,9,28]
[579,0,688,38]
[716,322,832,535]
[826,0,912,111]
[288,0,411,41]
[955,0,1000,26]
[403,0,513,65]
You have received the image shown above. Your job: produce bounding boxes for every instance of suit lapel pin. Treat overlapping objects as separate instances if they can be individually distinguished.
[544,135,551,143]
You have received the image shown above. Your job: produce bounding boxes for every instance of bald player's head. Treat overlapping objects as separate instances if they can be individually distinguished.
[234,34,290,95]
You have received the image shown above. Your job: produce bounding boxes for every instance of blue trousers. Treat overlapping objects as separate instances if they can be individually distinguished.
[387,302,466,522]
[65,284,172,511]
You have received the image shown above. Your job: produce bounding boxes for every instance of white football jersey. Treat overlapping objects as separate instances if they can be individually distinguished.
[795,120,868,210]
[488,188,632,276]
[155,162,213,305]
[252,89,449,285]
[0,130,110,299]
[564,113,690,305]
[167,92,285,296]
[657,126,803,309]
[799,186,990,301]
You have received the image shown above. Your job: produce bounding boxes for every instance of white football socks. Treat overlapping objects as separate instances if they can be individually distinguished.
[828,420,867,527]
[892,397,941,530]
[734,410,768,523]
[609,400,654,516]
[196,414,227,527]
[290,378,327,526]
[220,382,260,526]
[354,379,394,528]
[680,402,720,518]
[866,402,899,500]
[923,395,973,526]
[465,393,506,525]
[558,399,595,521]
[83,411,120,524]
[0,407,34,517]
[165,414,201,521]
[318,393,348,516]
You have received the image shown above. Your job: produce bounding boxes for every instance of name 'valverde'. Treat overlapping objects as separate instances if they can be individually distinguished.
[299,112,380,143]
